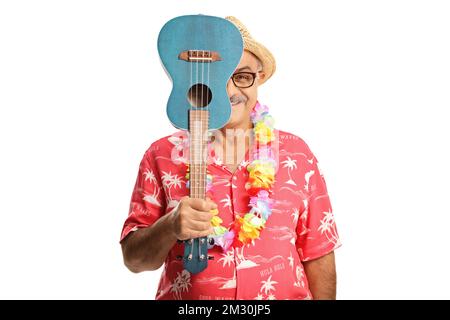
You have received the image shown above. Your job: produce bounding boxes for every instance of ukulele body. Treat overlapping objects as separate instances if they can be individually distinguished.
[158,14,243,130]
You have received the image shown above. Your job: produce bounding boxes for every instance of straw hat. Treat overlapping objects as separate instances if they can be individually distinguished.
[225,16,276,85]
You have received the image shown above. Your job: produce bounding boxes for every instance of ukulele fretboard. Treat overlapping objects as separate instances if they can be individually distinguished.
[189,109,209,199]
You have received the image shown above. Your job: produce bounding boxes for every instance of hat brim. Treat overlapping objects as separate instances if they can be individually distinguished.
[243,40,276,85]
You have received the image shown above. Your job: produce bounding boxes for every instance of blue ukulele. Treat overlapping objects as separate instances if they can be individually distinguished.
[157,15,243,274]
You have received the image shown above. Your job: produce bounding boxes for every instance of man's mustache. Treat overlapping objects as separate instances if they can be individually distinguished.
[230,95,247,105]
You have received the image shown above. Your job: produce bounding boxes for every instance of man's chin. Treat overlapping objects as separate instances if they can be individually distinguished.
[223,117,240,130]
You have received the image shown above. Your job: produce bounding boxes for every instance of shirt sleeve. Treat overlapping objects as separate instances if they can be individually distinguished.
[120,147,166,242]
[295,152,341,262]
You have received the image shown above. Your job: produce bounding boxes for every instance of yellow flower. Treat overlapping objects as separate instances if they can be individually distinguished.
[248,162,275,189]
[254,122,274,145]
[213,225,227,235]
[211,215,223,227]
[209,208,222,227]
[237,214,262,243]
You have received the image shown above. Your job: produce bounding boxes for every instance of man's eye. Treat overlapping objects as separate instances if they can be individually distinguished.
[236,75,251,81]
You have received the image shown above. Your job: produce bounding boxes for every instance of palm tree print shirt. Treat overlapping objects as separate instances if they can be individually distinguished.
[120,129,341,300]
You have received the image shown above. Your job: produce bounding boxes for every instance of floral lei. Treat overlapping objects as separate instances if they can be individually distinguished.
[185,102,276,252]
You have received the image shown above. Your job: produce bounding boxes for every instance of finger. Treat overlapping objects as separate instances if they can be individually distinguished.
[191,228,214,239]
[189,198,217,211]
[179,195,190,205]
[186,219,212,232]
[189,208,214,222]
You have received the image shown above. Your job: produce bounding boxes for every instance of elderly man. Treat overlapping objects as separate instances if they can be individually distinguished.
[120,16,340,300]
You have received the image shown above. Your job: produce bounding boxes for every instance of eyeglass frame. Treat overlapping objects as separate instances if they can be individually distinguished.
[230,71,262,88]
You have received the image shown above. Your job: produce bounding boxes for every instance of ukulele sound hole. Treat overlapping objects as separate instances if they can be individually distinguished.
[187,84,212,108]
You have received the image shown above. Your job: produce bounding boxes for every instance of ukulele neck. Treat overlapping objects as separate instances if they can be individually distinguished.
[189,109,209,199]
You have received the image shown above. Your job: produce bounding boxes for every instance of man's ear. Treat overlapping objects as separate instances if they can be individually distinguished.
[257,71,266,83]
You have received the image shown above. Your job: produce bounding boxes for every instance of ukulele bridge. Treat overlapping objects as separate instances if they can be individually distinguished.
[178,50,222,63]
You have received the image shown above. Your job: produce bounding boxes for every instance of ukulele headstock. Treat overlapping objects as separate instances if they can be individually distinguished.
[181,237,210,274]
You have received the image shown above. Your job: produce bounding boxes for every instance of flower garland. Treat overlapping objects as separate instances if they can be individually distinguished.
[185,102,276,252]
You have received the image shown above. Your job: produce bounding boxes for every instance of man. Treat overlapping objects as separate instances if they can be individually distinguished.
[120,16,340,300]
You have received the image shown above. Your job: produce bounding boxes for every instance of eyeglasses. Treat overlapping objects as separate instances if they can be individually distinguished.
[231,72,260,88]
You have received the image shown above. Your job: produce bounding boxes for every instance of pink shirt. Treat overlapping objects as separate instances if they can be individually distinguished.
[120,129,340,300]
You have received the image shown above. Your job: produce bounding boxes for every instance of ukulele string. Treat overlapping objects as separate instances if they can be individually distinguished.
[198,50,203,259]
[188,50,194,257]
[202,50,209,260]
[205,51,210,206]
[201,50,205,203]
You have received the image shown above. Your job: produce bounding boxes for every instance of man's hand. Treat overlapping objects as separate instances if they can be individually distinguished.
[122,197,216,273]
[171,196,217,240]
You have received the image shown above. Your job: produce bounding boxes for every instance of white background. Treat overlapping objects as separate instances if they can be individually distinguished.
[0,0,449,299]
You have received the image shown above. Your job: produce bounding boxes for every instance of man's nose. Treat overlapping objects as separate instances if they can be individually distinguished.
[226,78,238,95]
